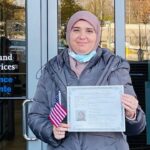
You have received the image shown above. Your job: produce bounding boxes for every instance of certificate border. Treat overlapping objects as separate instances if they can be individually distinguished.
[67,85,125,132]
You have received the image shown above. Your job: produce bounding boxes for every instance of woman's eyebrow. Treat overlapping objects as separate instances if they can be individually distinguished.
[73,26,94,30]
[72,26,80,29]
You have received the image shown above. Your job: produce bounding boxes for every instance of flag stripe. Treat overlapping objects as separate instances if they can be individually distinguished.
[51,110,62,122]
[49,114,59,127]
[56,103,67,114]
[55,104,66,117]
[49,116,59,127]
[53,109,64,120]
[49,102,67,128]
[55,104,66,116]
[49,118,59,128]
[50,112,60,125]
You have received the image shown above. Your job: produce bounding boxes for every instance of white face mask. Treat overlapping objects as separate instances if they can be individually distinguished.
[68,50,96,63]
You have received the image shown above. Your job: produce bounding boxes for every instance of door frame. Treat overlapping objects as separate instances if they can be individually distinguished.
[26,0,125,150]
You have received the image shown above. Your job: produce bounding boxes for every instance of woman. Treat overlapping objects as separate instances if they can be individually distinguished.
[28,11,146,150]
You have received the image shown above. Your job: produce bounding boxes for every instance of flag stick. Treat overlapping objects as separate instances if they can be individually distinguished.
[58,91,61,105]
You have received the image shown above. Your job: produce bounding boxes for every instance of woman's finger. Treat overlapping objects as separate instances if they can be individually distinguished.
[121,94,138,119]
[122,94,137,102]
[53,126,66,140]
[59,123,70,128]
[121,95,138,108]
[122,99,138,110]
[122,103,136,112]
[55,126,68,132]
[53,123,69,137]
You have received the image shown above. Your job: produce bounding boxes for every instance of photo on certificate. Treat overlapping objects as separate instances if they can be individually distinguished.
[67,85,125,132]
[76,110,87,121]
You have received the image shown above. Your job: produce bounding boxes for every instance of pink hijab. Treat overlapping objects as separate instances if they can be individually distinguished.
[66,11,101,51]
[66,11,101,77]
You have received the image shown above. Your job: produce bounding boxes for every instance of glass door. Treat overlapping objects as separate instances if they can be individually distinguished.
[0,1,26,98]
[125,0,150,148]
[26,0,124,150]
[26,0,150,150]
[0,0,26,149]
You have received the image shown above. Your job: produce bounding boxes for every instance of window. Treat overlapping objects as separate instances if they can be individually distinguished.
[125,0,150,61]
[58,0,115,53]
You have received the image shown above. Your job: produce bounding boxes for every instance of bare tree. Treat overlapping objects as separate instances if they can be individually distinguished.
[129,0,150,60]
[0,0,24,37]
[60,0,82,25]
[130,0,150,24]
[140,0,150,24]
[82,0,114,22]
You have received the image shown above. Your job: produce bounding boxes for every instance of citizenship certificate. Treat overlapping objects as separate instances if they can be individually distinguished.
[67,85,125,132]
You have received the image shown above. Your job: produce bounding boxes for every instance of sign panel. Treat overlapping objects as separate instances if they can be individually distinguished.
[0,37,26,98]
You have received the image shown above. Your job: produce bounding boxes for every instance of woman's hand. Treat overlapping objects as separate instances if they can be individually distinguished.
[121,94,139,119]
[53,123,69,140]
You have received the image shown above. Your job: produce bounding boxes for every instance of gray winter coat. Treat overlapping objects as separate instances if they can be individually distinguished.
[28,48,146,150]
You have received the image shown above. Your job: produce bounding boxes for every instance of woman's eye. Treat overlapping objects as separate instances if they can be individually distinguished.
[73,29,80,32]
[87,30,94,33]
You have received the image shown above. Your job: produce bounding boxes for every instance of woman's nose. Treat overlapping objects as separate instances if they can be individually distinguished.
[79,32,86,39]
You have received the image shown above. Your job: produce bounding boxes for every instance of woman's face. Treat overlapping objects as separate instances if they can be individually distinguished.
[69,20,97,54]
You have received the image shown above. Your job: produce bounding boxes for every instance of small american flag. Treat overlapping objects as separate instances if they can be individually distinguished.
[48,91,67,127]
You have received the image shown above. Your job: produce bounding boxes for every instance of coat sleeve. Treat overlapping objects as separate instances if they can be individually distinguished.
[108,63,146,136]
[28,68,62,147]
